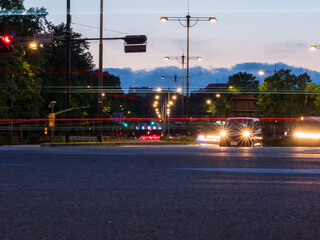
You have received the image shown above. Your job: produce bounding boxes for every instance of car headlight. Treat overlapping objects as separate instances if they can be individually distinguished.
[243,131,250,137]
[220,130,226,137]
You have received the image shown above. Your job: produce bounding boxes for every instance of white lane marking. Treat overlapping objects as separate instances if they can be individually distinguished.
[172,168,320,174]
[197,180,320,185]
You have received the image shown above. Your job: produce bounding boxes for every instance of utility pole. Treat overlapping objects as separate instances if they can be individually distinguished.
[97,0,104,142]
[65,0,71,142]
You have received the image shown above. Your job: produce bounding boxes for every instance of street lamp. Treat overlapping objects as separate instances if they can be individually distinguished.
[161,75,178,93]
[160,13,217,117]
[29,41,38,50]
[97,0,104,142]
[163,55,202,117]
[310,45,319,51]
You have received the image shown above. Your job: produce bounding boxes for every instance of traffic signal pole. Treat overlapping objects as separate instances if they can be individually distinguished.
[97,0,104,142]
[65,0,71,142]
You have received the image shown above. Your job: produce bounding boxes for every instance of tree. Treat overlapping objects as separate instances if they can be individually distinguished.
[0,1,47,119]
[40,23,95,118]
[256,69,311,118]
[228,71,259,90]
[304,83,320,116]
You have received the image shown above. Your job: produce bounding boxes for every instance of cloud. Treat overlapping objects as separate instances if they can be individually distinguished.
[104,62,320,92]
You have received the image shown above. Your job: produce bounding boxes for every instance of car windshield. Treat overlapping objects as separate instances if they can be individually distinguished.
[225,119,253,129]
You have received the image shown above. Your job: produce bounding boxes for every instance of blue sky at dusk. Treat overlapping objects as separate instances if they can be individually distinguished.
[24,0,320,89]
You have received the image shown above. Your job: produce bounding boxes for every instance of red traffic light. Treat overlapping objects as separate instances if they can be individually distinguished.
[1,35,13,45]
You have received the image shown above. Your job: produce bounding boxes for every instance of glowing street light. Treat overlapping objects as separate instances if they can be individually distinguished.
[161,13,217,117]
[163,55,203,117]
[206,99,212,105]
[29,41,38,50]
[310,45,319,51]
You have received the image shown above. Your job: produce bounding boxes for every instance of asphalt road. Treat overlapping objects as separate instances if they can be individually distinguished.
[1,144,320,240]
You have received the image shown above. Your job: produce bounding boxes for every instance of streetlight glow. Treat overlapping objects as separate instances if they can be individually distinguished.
[310,45,318,51]
[206,99,212,105]
[197,57,203,61]
[172,95,177,100]
[177,88,182,93]
[258,70,265,76]
[29,41,38,50]
[163,56,169,61]
[156,88,162,92]
[155,95,160,99]
[161,13,217,117]
[216,93,221,98]
[160,17,168,22]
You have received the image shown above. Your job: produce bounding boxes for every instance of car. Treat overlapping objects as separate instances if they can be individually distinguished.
[293,117,320,146]
[219,117,263,147]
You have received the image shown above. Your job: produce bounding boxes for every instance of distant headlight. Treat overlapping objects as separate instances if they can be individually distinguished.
[197,135,205,140]
[294,132,320,139]
[243,131,250,137]
[220,130,226,137]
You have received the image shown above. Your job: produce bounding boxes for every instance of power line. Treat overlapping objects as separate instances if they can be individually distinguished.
[71,22,130,35]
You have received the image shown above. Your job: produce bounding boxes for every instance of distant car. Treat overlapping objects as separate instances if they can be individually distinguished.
[293,117,320,145]
[219,117,263,147]
[197,132,220,143]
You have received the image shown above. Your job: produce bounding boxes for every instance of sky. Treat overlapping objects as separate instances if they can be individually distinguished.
[23,0,320,89]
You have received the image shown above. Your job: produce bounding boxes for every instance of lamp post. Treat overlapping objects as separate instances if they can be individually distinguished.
[153,88,176,136]
[65,0,71,142]
[161,75,181,119]
[163,55,202,117]
[160,14,217,117]
[97,0,104,142]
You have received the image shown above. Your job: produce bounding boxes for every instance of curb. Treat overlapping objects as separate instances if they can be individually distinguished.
[40,142,197,147]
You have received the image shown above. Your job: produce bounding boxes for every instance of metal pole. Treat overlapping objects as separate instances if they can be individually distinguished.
[97,0,104,142]
[65,0,71,142]
[181,54,185,118]
[186,14,190,118]
[168,89,170,136]
[174,74,177,93]
[51,107,54,143]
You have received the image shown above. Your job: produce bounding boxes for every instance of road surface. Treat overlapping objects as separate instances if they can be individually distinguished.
[1,144,320,239]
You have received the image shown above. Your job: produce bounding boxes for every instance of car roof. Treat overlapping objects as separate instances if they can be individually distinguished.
[226,117,260,122]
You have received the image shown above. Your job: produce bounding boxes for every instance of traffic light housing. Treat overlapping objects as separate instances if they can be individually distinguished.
[48,113,55,127]
[0,35,13,53]
[124,35,147,44]
[124,35,147,53]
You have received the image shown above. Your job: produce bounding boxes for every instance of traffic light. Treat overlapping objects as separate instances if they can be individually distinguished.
[124,35,147,53]
[123,122,128,128]
[124,35,147,44]
[151,121,155,125]
[44,127,48,135]
[48,113,55,127]
[0,35,13,53]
